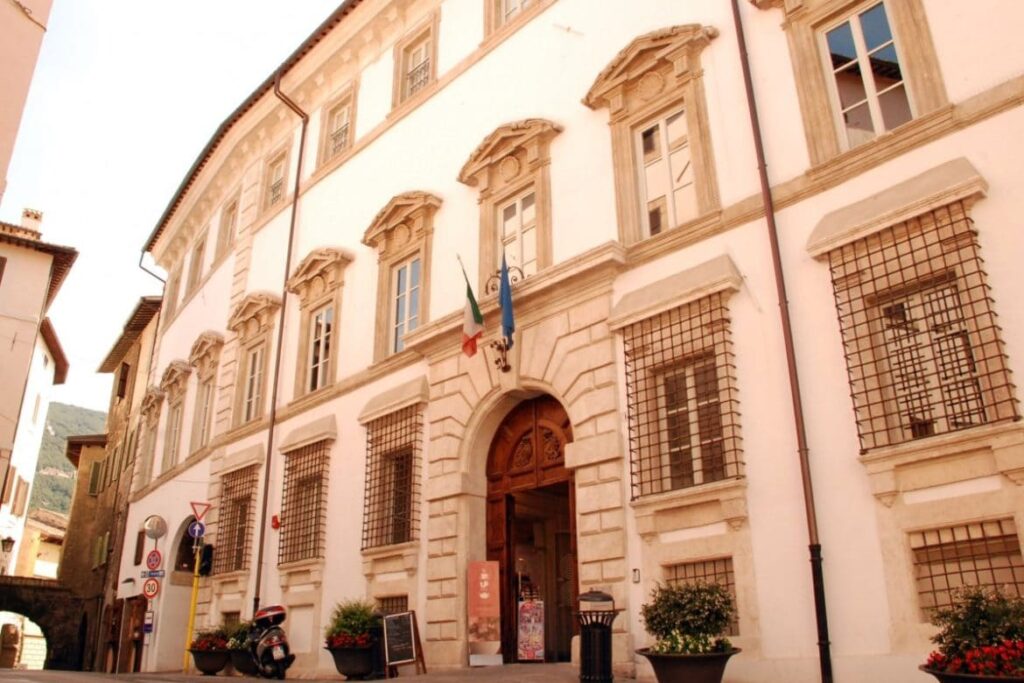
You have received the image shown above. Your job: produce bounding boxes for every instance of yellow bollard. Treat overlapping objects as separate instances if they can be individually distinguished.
[182,539,202,672]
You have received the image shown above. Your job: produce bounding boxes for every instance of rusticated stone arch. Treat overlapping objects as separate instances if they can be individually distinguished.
[0,576,84,669]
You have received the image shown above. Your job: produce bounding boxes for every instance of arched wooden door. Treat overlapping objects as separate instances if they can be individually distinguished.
[486,395,576,662]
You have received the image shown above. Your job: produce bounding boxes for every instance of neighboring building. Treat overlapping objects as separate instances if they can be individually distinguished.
[0,0,51,204]
[0,214,73,576]
[116,1,1024,681]
[13,508,66,579]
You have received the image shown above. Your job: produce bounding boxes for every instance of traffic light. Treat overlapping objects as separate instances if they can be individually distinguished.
[199,544,214,576]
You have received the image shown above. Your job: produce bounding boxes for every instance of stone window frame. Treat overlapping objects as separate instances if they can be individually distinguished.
[227,292,281,428]
[215,192,240,261]
[318,81,358,169]
[584,25,721,247]
[188,331,224,454]
[137,387,164,488]
[458,119,561,289]
[213,463,259,575]
[483,0,552,41]
[261,145,291,214]
[754,0,947,166]
[361,192,440,363]
[287,247,353,399]
[361,404,423,551]
[278,438,332,565]
[164,267,182,321]
[391,12,439,110]
[185,229,208,296]
[159,361,191,473]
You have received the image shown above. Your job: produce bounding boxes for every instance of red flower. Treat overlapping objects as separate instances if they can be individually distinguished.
[924,640,1024,676]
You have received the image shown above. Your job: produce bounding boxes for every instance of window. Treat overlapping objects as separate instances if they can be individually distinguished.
[637,108,697,238]
[12,478,28,517]
[666,557,739,635]
[216,196,239,259]
[188,330,223,449]
[622,292,742,499]
[186,232,207,295]
[264,152,288,211]
[133,529,145,566]
[138,422,157,486]
[458,119,560,288]
[192,378,214,452]
[363,405,422,550]
[242,344,265,423]
[162,401,183,473]
[378,595,409,615]
[2,466,15,504]
[92,532,110,569]
[498,0,530,26]
[0,256,6,286]
[278,440,330,564]
[88,463,100,496]
[390,257,421,354]
[321,94,354,165]
[363,192,438,362]
[116,362,130,400]
[308,305,333,393]
[32,395,41,424]
[137,388,164,488]
[214,464,258,574]
[164,269,181,319]
[584,26,720,247]
[910,519,1024,619]
[393,17,438,108]
[287,248,350,398]
[822,3,911,149]
[825,200,1017,451]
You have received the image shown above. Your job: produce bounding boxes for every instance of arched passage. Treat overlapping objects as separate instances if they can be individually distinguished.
[0,576,84,669]
[485,395,576,662]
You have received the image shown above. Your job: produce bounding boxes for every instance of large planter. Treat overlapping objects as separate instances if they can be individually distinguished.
[638,647,741,683]
[230,649,260,676]
[920,666,1024,683]
[189,649,229,676]
[327,646,375,680]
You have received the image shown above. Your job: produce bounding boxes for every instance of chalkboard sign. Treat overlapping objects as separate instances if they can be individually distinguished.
[383,611,418,666]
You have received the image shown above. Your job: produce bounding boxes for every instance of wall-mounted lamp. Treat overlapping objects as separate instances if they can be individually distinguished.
[632,568,641,584]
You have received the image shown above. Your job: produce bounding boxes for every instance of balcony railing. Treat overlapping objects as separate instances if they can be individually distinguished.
[405,60,430,99]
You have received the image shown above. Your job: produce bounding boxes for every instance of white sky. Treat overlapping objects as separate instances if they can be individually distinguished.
[2,1,340,412]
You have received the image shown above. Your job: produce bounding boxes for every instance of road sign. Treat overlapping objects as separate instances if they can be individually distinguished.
[188,520,206,539]
[146,549,162,571]
[190,501,211,521]
[139,570,165,578]
[144,611,154,634]
[142,578,160,599]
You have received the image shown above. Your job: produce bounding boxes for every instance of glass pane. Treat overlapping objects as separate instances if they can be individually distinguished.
[395,264,407,295]
[409,286,420,329]
[522,226,536,264]
[669,145,693,191]
[826,21,857,69]
[641,125,660,161]
[644,158,669,205]
[410,257,421,287]
[860,3,893,52]
[394,293,405,326]
[879,84,912,130]
[502,202,517,237]
[842,101,876,146]
[521,192,536,225]
[870,44,903,92]
[834,63,868,110]
[666,110,688,148]
[673,184,699,225]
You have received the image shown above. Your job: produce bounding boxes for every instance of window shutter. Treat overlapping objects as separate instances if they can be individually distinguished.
[2,466,16,504]
[88,462,100,495]
[133,529,145,565]
[12,478,28,516]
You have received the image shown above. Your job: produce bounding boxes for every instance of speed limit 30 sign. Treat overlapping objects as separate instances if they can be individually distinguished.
[142,578,160,600]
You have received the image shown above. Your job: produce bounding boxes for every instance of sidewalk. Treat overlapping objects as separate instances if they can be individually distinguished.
[132,662,577,682]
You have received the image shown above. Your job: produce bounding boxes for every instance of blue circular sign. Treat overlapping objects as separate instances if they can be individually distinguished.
[188,520,206,539]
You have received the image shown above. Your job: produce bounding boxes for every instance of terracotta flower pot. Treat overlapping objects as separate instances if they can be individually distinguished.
[327,646,375,680]
[638,647,741,683]
[919,665,1024,682]
[230,648,260,676]
[189,649,229,676]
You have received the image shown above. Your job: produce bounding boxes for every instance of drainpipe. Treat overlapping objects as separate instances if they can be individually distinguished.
[251,72,308,614]
[729,2,834,681]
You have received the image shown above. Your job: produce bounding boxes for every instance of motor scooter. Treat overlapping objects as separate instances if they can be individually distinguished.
[247,604,295,679]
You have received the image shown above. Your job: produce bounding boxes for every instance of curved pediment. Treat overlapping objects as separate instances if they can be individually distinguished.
[362,191,442,252]
[583,24,718,110]
[159,360,192,398]
[458,119,563,187]
[228,291,282,338]
[287,247,354,301]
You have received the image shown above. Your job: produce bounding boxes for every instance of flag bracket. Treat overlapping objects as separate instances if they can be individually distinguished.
[484,265,524,295]
[485,264,522,373]
[489,337,512,373]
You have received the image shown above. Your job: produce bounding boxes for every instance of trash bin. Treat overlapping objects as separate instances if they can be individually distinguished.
[576,590,619,683]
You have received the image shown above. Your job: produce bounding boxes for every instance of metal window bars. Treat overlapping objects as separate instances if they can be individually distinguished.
[377,595,409,615]
[278,440,330,564]
[622,292,742,500]
[329,124,350,160]
[213,464,258,574]
[910,518,1024,619]
[405,59,430,99]
[666,557,739,635]
[362,405,422,550]
[826,200,1018,452]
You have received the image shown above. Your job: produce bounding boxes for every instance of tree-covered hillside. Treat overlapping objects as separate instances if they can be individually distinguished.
[28,402,107,514]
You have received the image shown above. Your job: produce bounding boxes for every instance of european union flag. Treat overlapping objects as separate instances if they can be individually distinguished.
[499,253,515,347]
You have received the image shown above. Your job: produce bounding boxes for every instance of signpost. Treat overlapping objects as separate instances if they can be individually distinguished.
[183,503,211,672]
[142,578,160,600]
[190,501,211,521]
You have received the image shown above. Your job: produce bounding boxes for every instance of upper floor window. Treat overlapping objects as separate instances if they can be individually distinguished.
[227,293,280,427]
[185,231,207,295]
[162,400,183,473]
[242,344,265,423]
[279,439,331,564]
[116,362,130,400]
[137,387,164,488]
[362,405,422,550]
[320,90,355,166]
[216,196,239,260]
[164,268,182,319]
[458,119,561,288]
[264,151,288,211]
[362,192,439,361]
[287,248,351,398]
[393,16,438,108]
[0,256,6,287]
[498,0,531,25]
[189,331,223,453]
[584,25,721,246]
[159,361,191,474]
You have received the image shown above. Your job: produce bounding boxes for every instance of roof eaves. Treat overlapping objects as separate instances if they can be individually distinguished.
[98,296,163,372]
[39,317,69,384]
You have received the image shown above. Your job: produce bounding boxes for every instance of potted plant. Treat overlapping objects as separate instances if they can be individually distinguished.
[189,626,230,676]
[227,620,259,676]
[324,599,380,680]
[637,582,740,683]
[920,586,1024,682]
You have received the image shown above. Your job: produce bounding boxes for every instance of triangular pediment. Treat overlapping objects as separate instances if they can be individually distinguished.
[159,360,191,396]
[140,386,165,417]
[287,247,354,296]
[228,291,282,334]
[584,25,718,109]
[189,331,225,376]
[458,119,562,186]
[362,191,442,249]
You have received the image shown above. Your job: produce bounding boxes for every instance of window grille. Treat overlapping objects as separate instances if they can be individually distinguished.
[826,200,1018,452]
[269,179,285,206]
[278,440,330,564]
[623,292,742,499]
[406,59,430,98]
[329,124,349,160]
[362,405,422,550]
[214,464,258,574]
[910,518,1024,618]
[377,595,409,615]
[666,557,738,635]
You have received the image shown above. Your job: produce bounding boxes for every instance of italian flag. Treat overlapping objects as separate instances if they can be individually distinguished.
[462,270,484,357]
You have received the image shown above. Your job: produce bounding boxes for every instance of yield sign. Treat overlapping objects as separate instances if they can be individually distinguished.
[190,501,211,521]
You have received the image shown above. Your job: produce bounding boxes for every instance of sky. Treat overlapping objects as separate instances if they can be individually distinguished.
[2,1,340,412]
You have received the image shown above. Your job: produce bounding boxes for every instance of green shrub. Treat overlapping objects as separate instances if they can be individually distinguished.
[929,586,1024,659]
[225,621,251,651]
[325,599,380,639]
[640,582,734,654]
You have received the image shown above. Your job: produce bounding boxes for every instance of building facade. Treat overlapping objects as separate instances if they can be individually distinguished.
[117,1,1024,680]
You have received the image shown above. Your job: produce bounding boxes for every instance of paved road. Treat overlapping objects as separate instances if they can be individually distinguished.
[0,662,580,682]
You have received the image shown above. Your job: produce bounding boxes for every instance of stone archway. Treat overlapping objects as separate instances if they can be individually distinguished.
[0,576,85,669]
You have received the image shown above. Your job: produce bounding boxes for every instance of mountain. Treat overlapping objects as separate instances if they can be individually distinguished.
[28,402,107,514]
